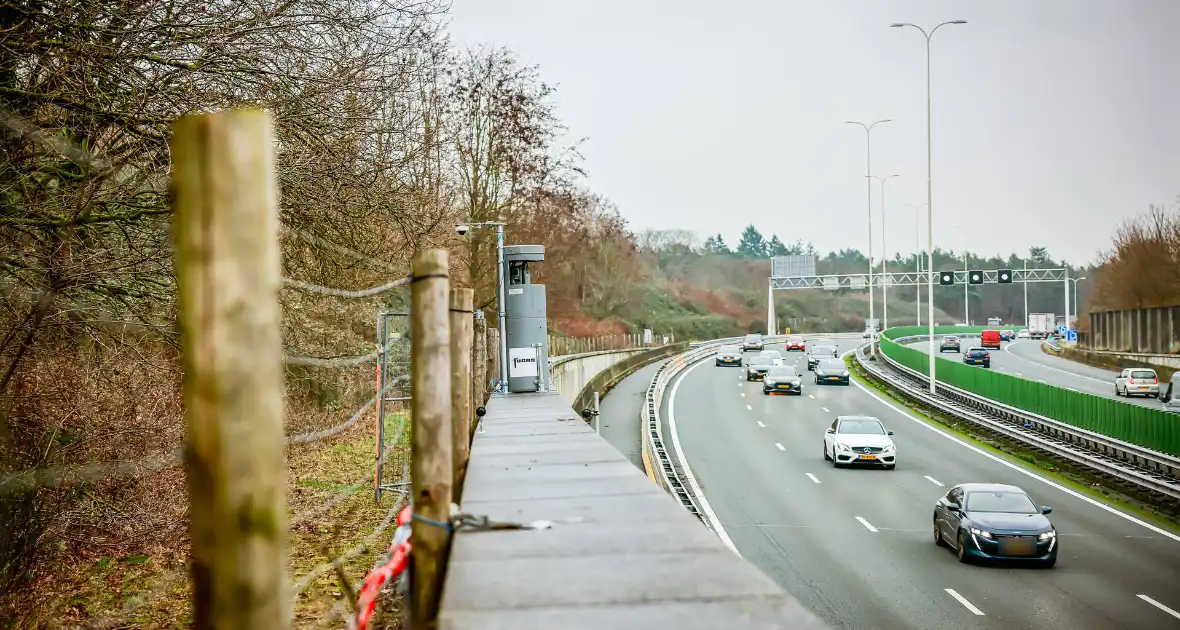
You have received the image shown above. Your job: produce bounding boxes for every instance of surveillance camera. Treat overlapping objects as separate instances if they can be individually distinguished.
[455,224,470,236]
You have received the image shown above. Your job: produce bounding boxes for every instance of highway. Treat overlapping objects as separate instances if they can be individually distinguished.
[661,339,1180,629]
[908,335,1163,409]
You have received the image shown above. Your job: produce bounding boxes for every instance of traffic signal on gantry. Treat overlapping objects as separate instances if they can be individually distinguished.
[968,270,984,285]
[939,271,955,286]
[997,269,1013,284]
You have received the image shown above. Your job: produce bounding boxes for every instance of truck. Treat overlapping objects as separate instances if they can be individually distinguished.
[1028,313,1055,339]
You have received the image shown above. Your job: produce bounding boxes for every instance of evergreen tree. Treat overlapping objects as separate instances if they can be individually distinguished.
[736,224,767,258]
[703,233,731,254]
[767,235,788,256]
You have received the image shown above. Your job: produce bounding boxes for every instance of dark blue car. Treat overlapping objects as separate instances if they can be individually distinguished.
[934,483,1057,567]
[962,348,991,368]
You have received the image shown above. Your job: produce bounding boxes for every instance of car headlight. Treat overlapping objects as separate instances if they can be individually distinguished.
[883,443,895,453]
[1038,530,1056,540]
[970,527,994,539]
[841,371,849,377]
[748,367,756,373]
[791,379,800,385]
[765,379,776,386]
[814,369,825,376]
[836,443,851,452]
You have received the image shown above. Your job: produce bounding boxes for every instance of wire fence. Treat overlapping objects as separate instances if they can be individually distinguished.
[0,106,458,628]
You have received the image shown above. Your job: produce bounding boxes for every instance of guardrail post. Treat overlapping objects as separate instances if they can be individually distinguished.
[450,288,474,501]
[172,109,289,629]
[409,249,452,628]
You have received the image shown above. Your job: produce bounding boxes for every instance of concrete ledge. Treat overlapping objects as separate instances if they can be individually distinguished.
[439,391,827,629]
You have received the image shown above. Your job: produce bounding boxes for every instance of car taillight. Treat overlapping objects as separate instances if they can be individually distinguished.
[1154,377,1159,384]
[1130,378,1135,384]
[984,354,990,358]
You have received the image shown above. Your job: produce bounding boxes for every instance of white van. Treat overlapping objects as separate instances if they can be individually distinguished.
[1161,373,1180,415]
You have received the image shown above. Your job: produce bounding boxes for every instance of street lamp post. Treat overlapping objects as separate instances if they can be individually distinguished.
[891,19,967,393]
[846,119,892,333]
[1069,276,1087,329]
[459,221,509,389]
[906,203,927,326]
[871,174,900,329]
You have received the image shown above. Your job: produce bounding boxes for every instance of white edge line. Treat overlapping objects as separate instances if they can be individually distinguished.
[1137,594,1180,620]
[855,516,878,532]
[923,475,945,487]
[1004,340,1114,385]
[669,357,741,556]
[945,588,985,616]
[805,473,821,484]
[775,442,785,451]
[848,364,1180,543]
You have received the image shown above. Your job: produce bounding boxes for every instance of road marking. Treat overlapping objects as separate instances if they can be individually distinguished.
[775,442,785,451]
[808,394,815,399]
[757,421,767,428]
[669,357,740,555]
[746,404,752,411]
[924,475,945,487]
[805,473,821,484]
[1138,594,1180,620]
[1005,340,1115,385]
[1015,372,1023,377]
[740,392,746,397]
[822,407,830,412]
[850,377,1180,543]
[945,589,985,616]
[854,516,878,532]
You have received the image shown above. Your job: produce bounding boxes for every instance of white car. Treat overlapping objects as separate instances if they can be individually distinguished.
[1017,329,1031,339]
[757,349,784,362]
[823,415,896,469]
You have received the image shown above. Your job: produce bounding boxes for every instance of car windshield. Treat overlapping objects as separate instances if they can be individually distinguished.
[745,335,761,342]
[943,336,958,342]
[718,346,739,354]
[818,360,845,371]
[811,345,836,355]
[788,336,803,343]
[967,349,988,356]
[837,419,886,435]
[1131,370,1157,379]
[768,367,797,378]
[965,491,1038,514]
[752,357,774,367]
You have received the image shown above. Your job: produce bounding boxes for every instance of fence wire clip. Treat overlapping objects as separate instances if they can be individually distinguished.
[452,512,553,532]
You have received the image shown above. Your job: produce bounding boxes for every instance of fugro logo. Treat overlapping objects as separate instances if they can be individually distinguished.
[513,356,536,368]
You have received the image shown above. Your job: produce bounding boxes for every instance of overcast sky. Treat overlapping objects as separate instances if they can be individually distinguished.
[447,0,1178,265]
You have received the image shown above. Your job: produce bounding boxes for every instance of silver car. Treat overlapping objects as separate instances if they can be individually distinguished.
[806,345,838,371]
[714,345,742,367]
[1115,368,1159,398]
[1161,373,1180,414]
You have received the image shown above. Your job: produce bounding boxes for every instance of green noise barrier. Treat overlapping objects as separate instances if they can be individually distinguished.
[878,326,1180,458]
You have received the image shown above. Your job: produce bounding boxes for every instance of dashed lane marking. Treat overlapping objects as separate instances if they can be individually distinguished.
[924,475,945,487]
[805,473,821,484]
[855,516,878,532]
[945,589,985,616]
[1138,594,1180,620]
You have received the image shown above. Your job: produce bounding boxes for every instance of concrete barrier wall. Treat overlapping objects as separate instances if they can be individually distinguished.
[549,349,649,406]
[1088,305,1180,354]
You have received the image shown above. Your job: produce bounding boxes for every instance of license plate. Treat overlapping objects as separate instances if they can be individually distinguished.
[778,384,790,389]
[829,376,839,380]
[858,455,877,461]
[998,538,1036,556]
[1139,386,1150,390]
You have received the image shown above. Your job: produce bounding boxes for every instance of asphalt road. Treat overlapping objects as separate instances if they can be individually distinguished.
[596,360,662,471]
[909,336,1163,409]
[663,338,1180,629]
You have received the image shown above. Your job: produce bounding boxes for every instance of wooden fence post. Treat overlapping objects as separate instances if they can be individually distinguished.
[449,288,474,501]
[487,327,500,391]
[410,249,452,629]
[172,109,288,630]
[473,314,487,409]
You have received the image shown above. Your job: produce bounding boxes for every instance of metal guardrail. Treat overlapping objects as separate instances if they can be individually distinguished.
[642,333,862,527]
[857,338,1180,501]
